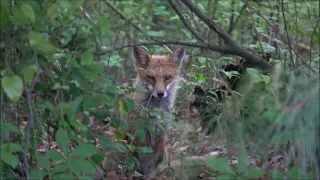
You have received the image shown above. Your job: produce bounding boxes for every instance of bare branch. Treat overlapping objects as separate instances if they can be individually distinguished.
[180,0,272,69]
[23,51,40,180]
[168,0,207,44]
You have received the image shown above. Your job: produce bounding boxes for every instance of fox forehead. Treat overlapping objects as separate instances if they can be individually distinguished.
[138,55,180,76]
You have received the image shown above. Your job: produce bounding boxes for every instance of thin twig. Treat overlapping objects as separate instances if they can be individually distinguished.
[23,51,40,180]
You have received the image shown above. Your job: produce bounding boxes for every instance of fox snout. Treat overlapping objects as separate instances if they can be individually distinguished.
[148,83,170,98]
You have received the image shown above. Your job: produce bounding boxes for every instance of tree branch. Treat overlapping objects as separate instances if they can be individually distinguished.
[180,0,272,69]
[94,41,233,56]
[168,0,206,44]
[23,51,40,180]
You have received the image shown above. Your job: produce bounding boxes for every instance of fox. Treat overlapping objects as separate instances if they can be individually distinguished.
[128,46,186,179]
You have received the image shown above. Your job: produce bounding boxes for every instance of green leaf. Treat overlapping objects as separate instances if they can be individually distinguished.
[53,173,73,180]
[12,7,29,26]
[29,169,47,180]
[124,98,136,113]
[47,150,63,161]
[246,169,265,179]
[99,16,111,35]
[53,164,68,173]
[216,174,235,180]
[95,110,109,120]
[20,3,35,23]
[55,128,69,155]
[36,156,50,170]
[207,157,235,175]
[125,156,136,170]
[91,153,105,165]
[81,52,94,65]
[0,8,10,28]
[69,143,97,158]
[271,170,284,180]
[29,31,56,54]
[23,65,37,85]
[262,75,271,85]
[135,147,153,153]
[83,95,99,110]
[1,143,23,152]
[78,176,94,180]
[147,31,165,37]
[2,75,24,103]
[237,151,250,173]
[1,150,18,168]
[1,122,19,136]
[70,159,97,175]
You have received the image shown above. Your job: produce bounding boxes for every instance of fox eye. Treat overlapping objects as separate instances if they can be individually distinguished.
[147,76,155,80]
[164,75,172,80]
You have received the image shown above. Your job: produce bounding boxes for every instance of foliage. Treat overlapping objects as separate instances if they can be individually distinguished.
[0,0,319,179]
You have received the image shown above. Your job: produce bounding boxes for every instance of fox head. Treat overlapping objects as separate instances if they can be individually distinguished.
[132,46,185,98]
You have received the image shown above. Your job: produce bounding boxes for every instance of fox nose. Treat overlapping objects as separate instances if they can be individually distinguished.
[157,91,164,98]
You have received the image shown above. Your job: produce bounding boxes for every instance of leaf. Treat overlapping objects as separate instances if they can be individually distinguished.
[124,98,136,113]
[125,156,136,170]
[1,143,23,152]
[12,7,29,26]
[91,153,105,165]
[262,75,271,85]
[78,176,94,180]
[53,173,73,180]
[237,151,250,173]
[271,170,284,180]
[95,110,109,120]
[83,95,99,110]
[29,169,47,180]
[1,122,19,136]
[47,150,63,161]
[70,159,97,175]
[1,150,18,168]
[0,8,10,28]
[20,3,35,23]
[53,164,68,173]
[99,16,111,35]
[69,143,97,158]
[29,31,56,54]
[147,31,165,37]
[55,128,69,155]
[81,52,94,65]
[36,156,50,170]
[23,65,37,85]
[2,75,24,103]
[216,174,235,180]
[207,157,235,175]
[246,169,265,179]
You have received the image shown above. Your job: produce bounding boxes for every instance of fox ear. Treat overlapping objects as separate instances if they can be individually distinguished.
[170,46,185,67]
[132,46,151,67]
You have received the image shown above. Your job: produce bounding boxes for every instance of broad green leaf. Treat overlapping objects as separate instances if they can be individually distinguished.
[12,7,29,26]
[55,128,69,155]
[70,159,97,175]
[53,164,68,173]
[69,143,97,158]
[125,156,136,170]
[23,65,37,85]
[2,75,23,103]
[124,98,135,113]
[0,9,10,28]
[69,120,87,131]
[81,52,94,65]
[29,31,56,54]
[95,110,109,120]
[29,169,47,180]
[246,169,265,179]
[1,150,18,168]
[216,174,235,180]
[1,143,23,152]
[147,31,165,37]
[99,16,111,35]
[237,151,250,173]
[53,173,73,180]
[262,75,271,85]
[1,122,19,136]
[20,3,35,23]
[271,170,284,180]
[207,157,235,175]
[83,95,99,110]
[78,176,93,180]
[36,156,50,170]
[91,153,105,165]
[47,150,63,161]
